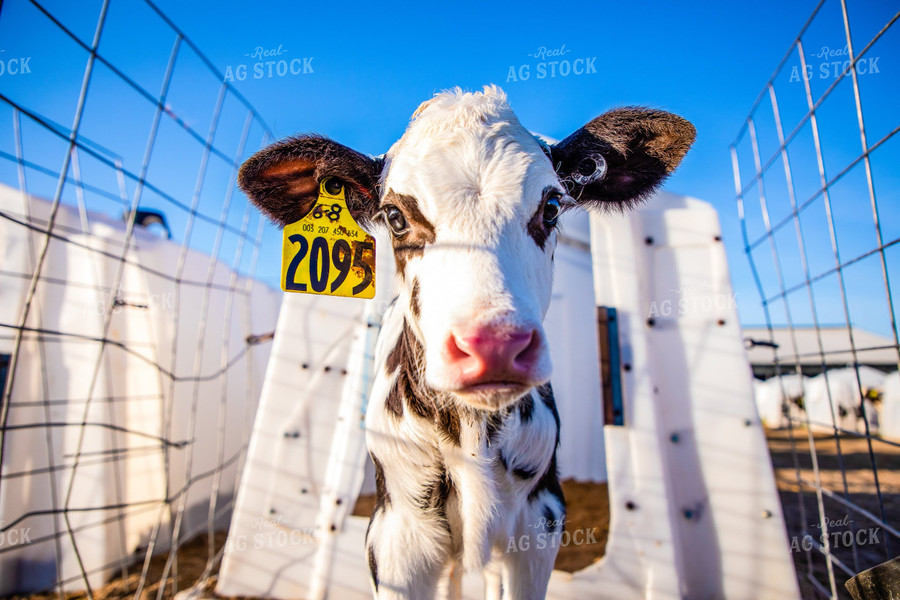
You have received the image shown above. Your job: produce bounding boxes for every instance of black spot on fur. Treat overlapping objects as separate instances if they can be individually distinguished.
[385,319,464,441]
[385,377,404,418]
[410,277,421,319]
[528,451,565,509]
[537,383,560,441]
[518,393,534,423]
[536,382,554,410]
[384,321,435,420]
[417,469,452,509]
[486,410,505,444]
[401,369,434,420]
[417,466,454,534]
[368,545,379,591]
[437,404,462,446]
[385,319,418,376]
[372,454,391,509]
[528,383,564,506]
[385,334,403,376]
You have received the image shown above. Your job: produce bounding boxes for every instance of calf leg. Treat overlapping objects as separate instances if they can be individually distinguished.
[366,502,449,599]
[498,492,565,600]
[483,561,503,600]
[435,560,463,600]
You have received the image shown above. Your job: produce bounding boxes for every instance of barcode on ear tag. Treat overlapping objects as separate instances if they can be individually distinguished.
[280,179,376,299]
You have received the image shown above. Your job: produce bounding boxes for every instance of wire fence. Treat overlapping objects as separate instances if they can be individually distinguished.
[0,0,279,597]
[4,0,898,597]
[731,0,900,596]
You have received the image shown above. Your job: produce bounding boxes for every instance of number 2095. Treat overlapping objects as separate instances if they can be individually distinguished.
[285,235,374,295]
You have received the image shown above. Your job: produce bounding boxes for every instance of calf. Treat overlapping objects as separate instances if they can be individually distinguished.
[239,86,694,599]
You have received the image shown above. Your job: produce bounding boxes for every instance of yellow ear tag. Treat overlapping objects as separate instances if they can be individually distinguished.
[280,179,376,299]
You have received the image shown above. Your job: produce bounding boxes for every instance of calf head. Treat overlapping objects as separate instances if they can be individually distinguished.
[239,86,694,411]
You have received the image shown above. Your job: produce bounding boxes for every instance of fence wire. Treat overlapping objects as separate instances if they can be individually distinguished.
[0,0,278,598]
[731,0,900,597]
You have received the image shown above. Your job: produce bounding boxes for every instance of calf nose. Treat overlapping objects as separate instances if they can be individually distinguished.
[444,325,542,388]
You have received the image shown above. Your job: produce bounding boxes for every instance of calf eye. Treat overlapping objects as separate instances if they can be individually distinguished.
[542,196,562,227]
[384,205,408,235]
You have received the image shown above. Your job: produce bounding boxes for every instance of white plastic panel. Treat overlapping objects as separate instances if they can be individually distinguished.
[562,191,801,599]
[0,185,279,594]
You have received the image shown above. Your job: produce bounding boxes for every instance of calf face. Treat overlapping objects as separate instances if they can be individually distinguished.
[239,85,694,411]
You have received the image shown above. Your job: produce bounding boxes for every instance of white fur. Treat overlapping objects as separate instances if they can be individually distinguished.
[382,86,560,399]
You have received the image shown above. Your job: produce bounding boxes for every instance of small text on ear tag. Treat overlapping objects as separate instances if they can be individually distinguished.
[281,179,376,299]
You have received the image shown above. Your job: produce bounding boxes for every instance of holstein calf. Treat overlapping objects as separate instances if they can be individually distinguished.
[239,86,694,600]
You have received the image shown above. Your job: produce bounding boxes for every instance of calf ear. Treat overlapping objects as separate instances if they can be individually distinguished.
[238,135,383,228]
[550,108,695,210]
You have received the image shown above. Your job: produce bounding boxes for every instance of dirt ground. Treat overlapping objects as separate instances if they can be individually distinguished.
[6,532,232,600]
[10,428,898,599]
[767,427,900,599]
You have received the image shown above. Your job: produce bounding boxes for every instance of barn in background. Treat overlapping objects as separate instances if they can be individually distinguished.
[744,326,897,379]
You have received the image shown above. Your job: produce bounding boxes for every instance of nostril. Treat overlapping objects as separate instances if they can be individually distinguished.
[446,332,472,361]
[513,330,541,369]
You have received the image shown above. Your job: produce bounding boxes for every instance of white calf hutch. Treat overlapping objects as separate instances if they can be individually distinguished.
[0,185,281,594]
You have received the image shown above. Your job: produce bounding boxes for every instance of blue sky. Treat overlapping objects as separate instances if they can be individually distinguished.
[0,0,897,338]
